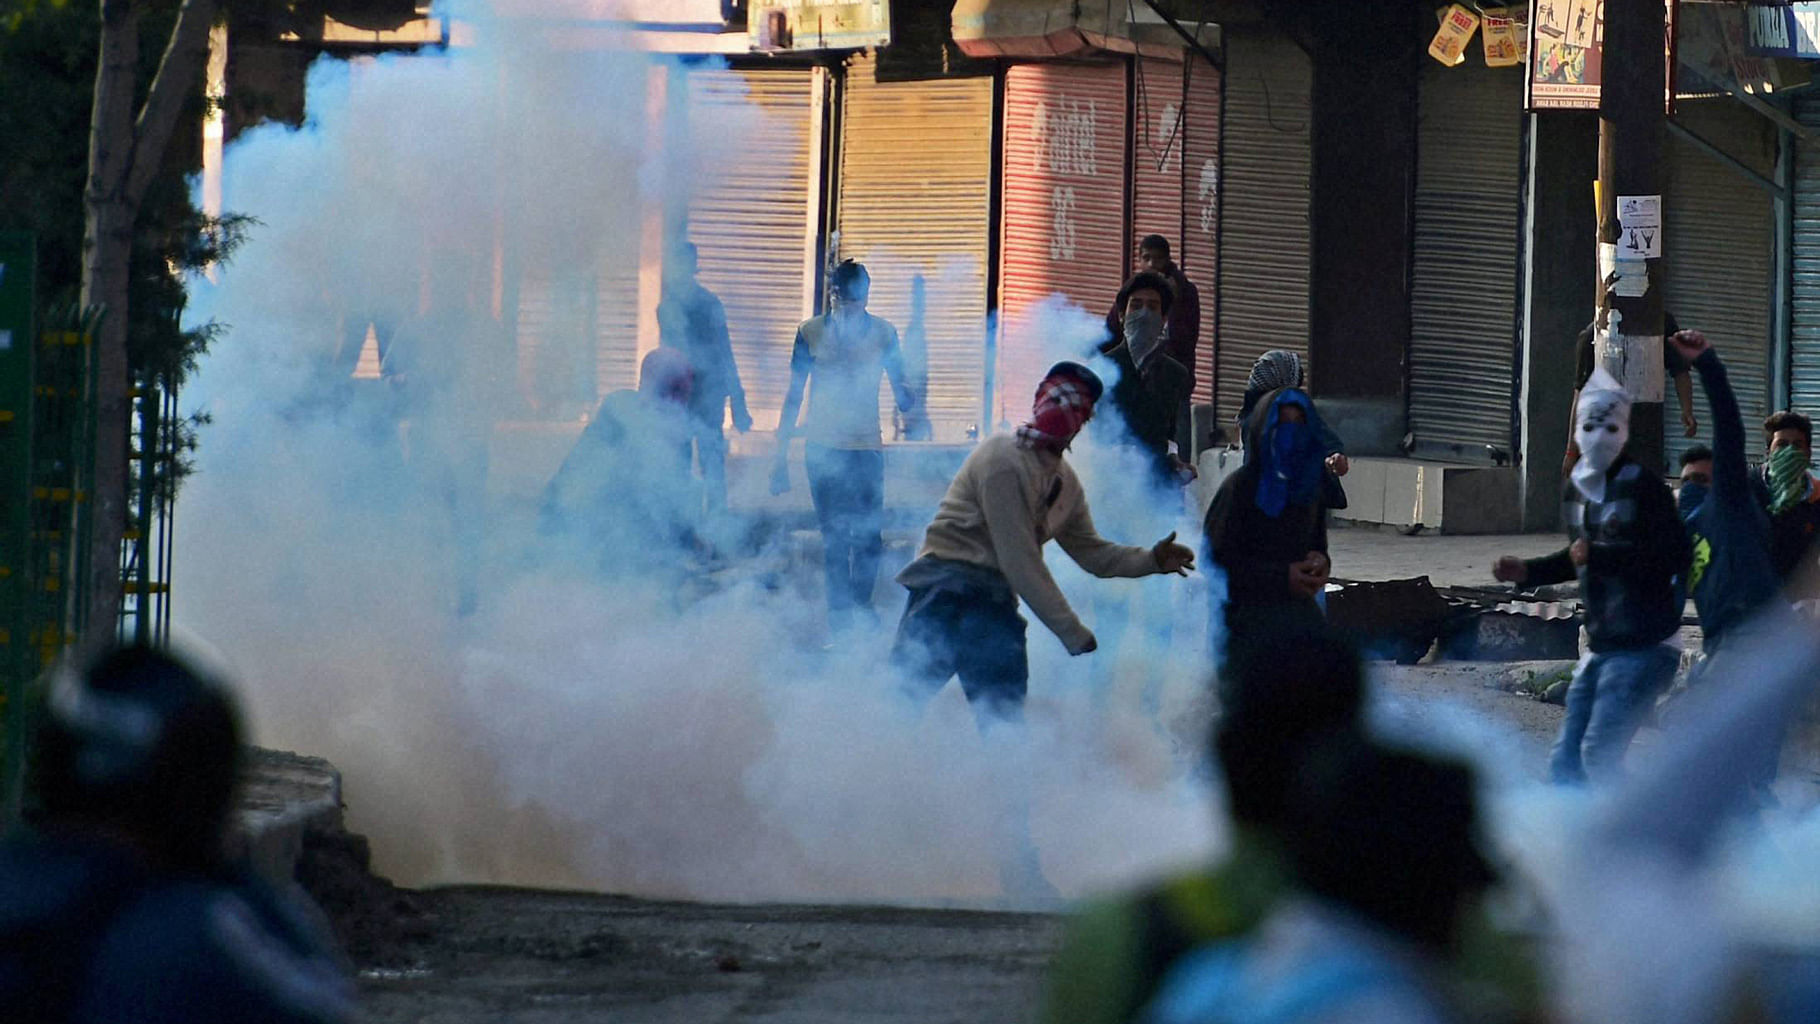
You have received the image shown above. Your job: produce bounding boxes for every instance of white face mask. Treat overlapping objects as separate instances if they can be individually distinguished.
[1123,307,1164,367]
[1572,388,1630,502]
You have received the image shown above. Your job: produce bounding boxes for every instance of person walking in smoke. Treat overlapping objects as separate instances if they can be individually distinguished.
[1204,387,1334,675]
[772,260,919,635]
[658,241,752,526]
[890,361,1196,724]
[540,347,702,586]
[0,646,355,1023]
[1494,366,1690,785]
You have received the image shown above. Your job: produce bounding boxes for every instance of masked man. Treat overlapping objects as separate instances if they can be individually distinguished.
[1495,368,1690,784]
[1101,271,1196,485]
[890,362,1196,724]
[1758,410,1820,588]
[772,260,919,634]
[1204,388,1333,676]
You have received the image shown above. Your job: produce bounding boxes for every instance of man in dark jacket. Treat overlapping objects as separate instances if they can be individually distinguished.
[1100,271,1196,485]
[1495,367,1691,784]
[1671,331,1778,653]
[1204,388,1331,676]
[1103,234,1201,374]
[0,647,354,1024]
[1758,409,1820,589]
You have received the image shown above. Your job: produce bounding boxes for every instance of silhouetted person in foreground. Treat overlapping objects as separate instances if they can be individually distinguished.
[1145,737,1498,1024]
[892,361,1195,724]
[0,646,353,1023]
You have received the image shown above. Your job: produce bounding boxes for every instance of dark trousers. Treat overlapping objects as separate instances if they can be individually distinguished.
[805,444,886,620]
[892,585,1030,722]
[691,420,729,516]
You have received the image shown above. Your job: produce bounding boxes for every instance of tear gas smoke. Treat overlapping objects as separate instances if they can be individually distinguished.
[174,14,1220,904]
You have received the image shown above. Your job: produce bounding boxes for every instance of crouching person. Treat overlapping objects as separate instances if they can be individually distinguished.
[891,361,1196,724]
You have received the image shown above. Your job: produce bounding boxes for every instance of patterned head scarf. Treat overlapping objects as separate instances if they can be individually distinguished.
[1249,350,1304,396]
[1016,362,1102,453]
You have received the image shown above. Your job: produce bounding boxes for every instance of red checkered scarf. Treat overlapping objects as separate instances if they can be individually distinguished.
[1016,375,1095,452]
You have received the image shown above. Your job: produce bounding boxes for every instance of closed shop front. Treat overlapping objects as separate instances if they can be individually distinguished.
[1662,99,1776,467]
[1216,31,1311,424]
[1406,61,1525,461]
[1792,94,1820,414]
[836,55,994,442]
[1130,55,1185,269]
[997,59,1128,425]
[685,66,820,432]
[1179,57,1221,408]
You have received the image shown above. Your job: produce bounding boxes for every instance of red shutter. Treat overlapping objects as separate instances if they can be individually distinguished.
[996,60,1129,427]
[1130,55,1185,266]
[1180,58,1221,408]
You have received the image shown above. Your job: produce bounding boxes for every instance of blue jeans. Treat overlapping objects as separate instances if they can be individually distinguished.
[1551,645,1679,784]
[805,445,886,622]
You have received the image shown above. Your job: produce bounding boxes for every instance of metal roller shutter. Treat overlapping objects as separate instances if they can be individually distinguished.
[1662,100,1775,467]
[1216,31,1310,423]
[997,60,1129,426]
[1792,94,1820,413]
[1407,62,1524,461]
[836,55,993,442]
[1180,57,1221,407]
[685,67,818,433]
[595,257,640,397]
[1131,55,1185,267]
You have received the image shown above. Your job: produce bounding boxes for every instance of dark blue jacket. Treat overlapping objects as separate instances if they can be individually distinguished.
[1525,456,1690,652]
[0,831,353,1024]
[1681,349,1779,649]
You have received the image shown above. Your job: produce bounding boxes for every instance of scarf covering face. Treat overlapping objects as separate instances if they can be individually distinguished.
[1767,443,1812,515]
[1016,374,1096,452]
[1123,307,1165,369]
[1572,367,1631,504]
[1254,389,1326,518]
[1249,350,1304,396]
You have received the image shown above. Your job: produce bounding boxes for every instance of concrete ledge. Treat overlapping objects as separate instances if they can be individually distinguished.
[229,748,343,885]
[1193,452,1524,534]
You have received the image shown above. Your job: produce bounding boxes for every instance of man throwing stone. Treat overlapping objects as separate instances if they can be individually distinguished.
[891,361,1196,724]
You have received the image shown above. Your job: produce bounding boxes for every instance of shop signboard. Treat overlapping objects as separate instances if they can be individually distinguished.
[1746,2,1820,59]
[749,0,889,50]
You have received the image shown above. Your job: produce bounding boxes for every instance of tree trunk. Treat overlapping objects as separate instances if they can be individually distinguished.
[80,0,140,647]
[79,0,220,648]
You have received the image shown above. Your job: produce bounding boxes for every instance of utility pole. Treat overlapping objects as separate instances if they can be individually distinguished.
[1595,0,1670,472]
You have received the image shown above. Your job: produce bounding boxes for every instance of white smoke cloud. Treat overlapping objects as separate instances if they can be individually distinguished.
[175,12,1220,905]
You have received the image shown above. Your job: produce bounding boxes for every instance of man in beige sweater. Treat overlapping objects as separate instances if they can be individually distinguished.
[891,361,1197,722]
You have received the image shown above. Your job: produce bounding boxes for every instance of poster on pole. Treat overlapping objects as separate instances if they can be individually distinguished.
[1528,0,1678,110]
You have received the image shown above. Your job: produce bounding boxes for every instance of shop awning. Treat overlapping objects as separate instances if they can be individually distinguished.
[950,0,1215,59]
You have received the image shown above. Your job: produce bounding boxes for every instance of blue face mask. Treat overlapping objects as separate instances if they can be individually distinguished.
[1678,481,1710,519]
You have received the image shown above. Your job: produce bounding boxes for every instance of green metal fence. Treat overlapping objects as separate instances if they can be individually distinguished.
[0,233,100,825]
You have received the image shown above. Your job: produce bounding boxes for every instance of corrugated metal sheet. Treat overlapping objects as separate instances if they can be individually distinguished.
[1215,31,1310,424]
[1793,94,1820,413]
[997,59,1129,426]
[1662,99,1775,468]
[685,67,817,433]
[837,55,993,442]
[514,263,598,417]
[595,255,640,397]
[1407,61,1524,460]
[1180,56,1221,408]
[1131,55,1185,264]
